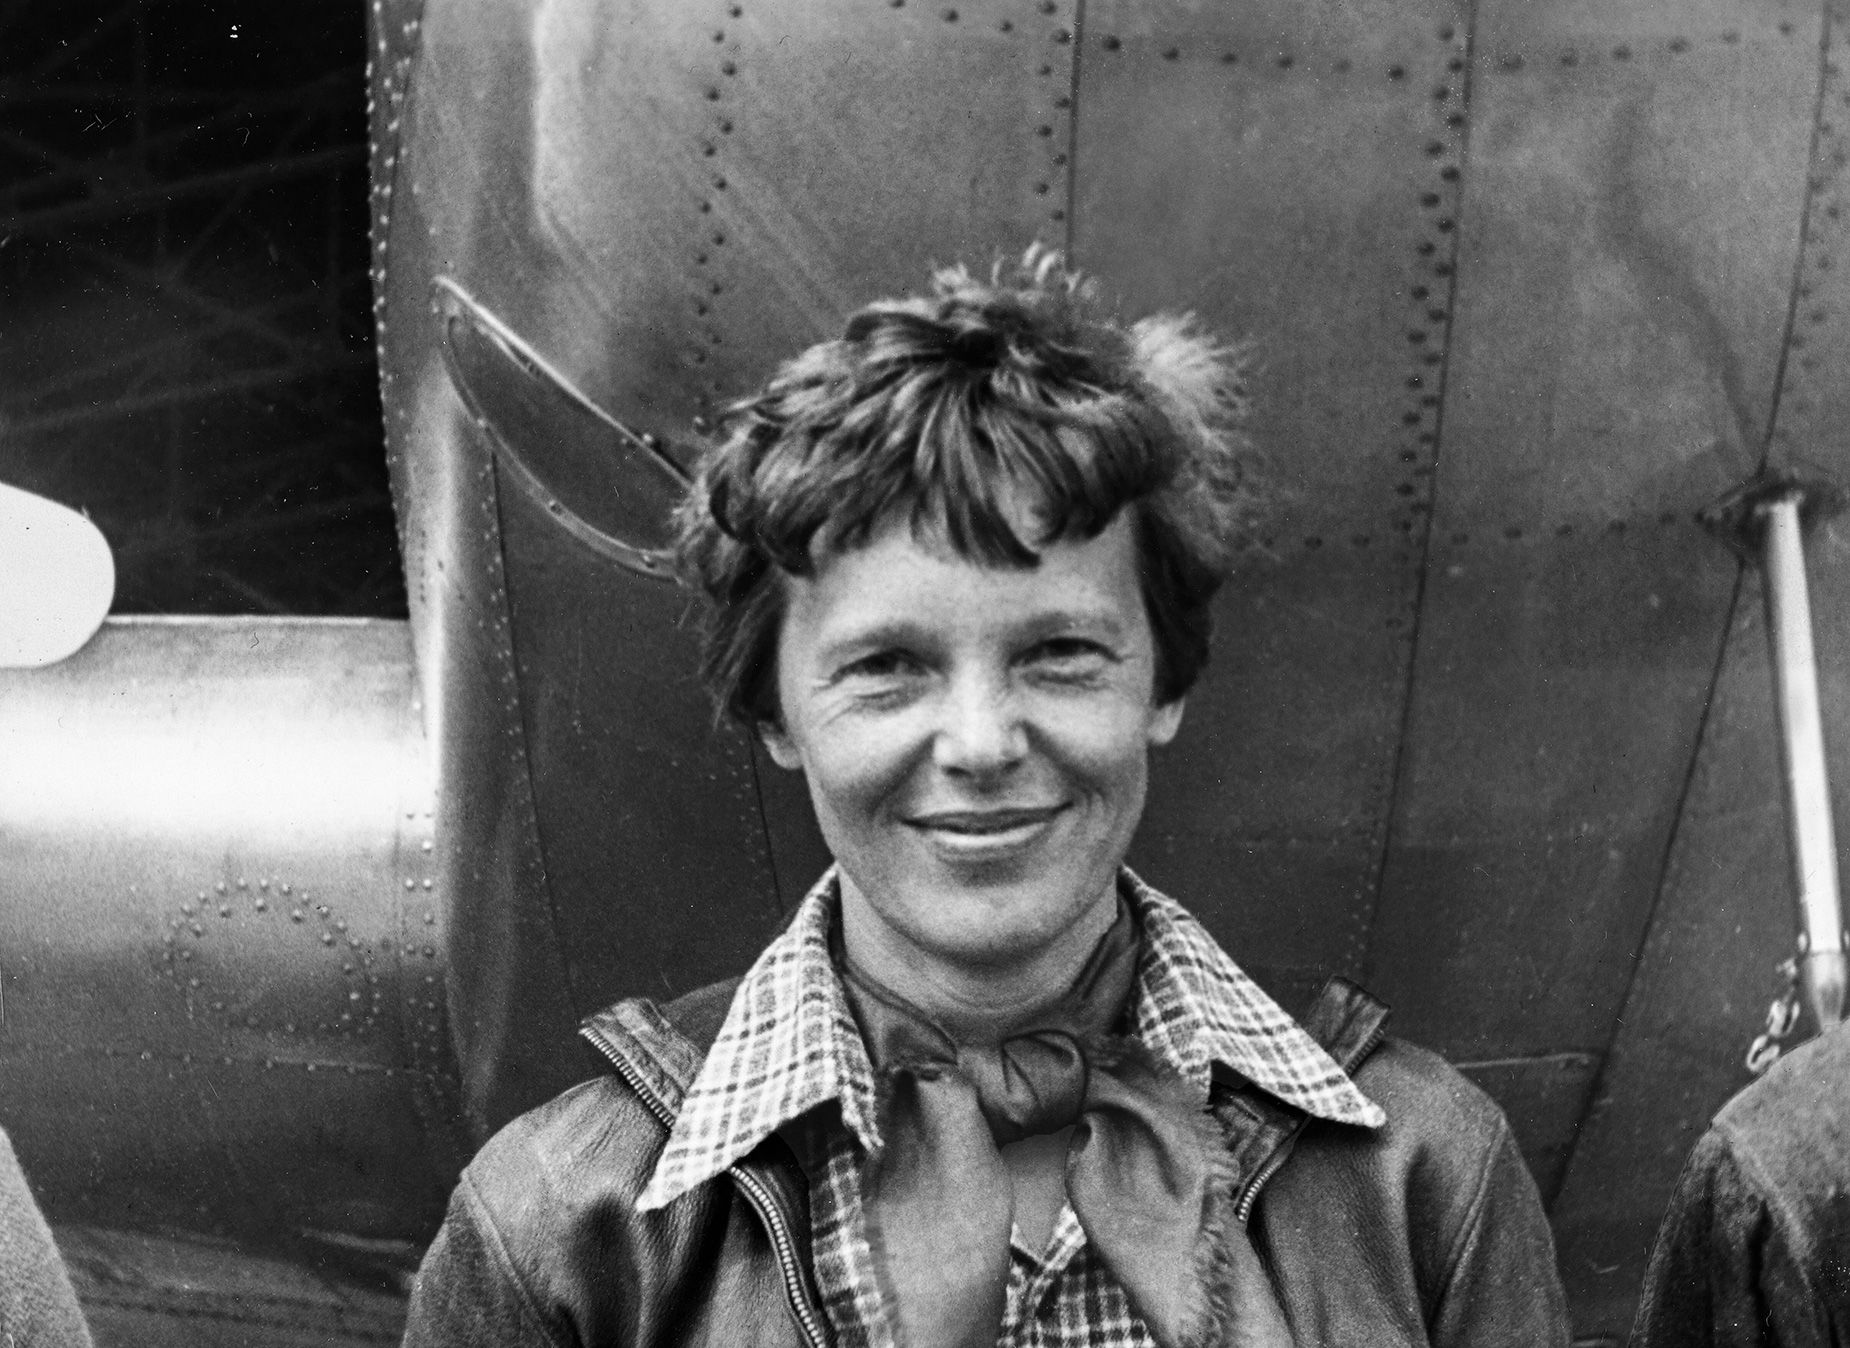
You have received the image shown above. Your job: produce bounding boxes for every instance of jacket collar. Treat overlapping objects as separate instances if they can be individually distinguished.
[601,868,1385,1214]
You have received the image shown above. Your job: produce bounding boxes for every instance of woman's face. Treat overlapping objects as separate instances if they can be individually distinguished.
[761,511,1183,973]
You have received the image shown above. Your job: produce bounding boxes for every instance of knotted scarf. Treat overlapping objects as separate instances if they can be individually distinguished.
[838,901,1294,1348]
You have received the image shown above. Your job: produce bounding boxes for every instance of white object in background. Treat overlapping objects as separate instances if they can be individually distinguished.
[0,482,115,668]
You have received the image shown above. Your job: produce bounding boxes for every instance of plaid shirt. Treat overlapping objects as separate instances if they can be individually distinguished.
[638,870,1385,1347]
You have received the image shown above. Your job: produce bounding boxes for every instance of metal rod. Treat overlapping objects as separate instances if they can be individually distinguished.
[1761,493,1847,1029]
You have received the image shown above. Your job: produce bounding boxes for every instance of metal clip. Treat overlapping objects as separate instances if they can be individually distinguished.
[1746,956,1803,1075]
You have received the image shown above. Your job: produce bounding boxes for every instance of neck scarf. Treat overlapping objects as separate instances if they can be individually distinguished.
[838,900,1294,1348]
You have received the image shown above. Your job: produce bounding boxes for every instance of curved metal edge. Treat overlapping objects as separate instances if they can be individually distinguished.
[0,482,116,669]
[431,277,687,581]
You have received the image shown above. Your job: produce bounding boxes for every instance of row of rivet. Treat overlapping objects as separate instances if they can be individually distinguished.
[1236,509,1707,559]
[1771,15,1847,455]
[160,874,402,1039]
[400,796,465,1165]
[691,3,748,402]
[881,0,1074,224]
[467,384,563,999]
[369,0,389,491]
[397,0,445,630]
[1089,21,1816,69]
[1373,14,1470,683]
[903,0,1078,227]
[686,0,1079,381]
[1346,18,1472,976]
[401,809,449,1074]
[96,1043,422,1076]
[1391,19,1468,586]
[378,3,413,591]
[368,0,419,453]
[1032,2,1072,231]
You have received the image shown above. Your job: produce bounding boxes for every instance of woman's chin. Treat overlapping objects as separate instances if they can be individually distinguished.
[864,869,1117,974]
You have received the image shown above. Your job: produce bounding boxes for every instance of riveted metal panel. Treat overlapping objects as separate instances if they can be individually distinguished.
[1136,547,1416,1010]
[1550,15,1850,1335]
[484,0,1088,1009]
[1454,1053,1601,1202]
[1545,590,1793,1336]
[1768,7,1850,476]
[491,475,786,1003]
[1074,0,1469,996]
[0,619,458,1242]
[367,0,1850,1330]
[1556,564,1850,1334]
[1414,4,1815,526]
[371,0,429,694]
[384,0,867,1133]
[599,0,1075,425]
[1366,527,1739,1061]
[381,11,584,1134]
[474,0,1082,1010]
[1363,1,1814,1186]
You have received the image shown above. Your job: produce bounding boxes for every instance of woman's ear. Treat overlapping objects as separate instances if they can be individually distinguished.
[759,719,804,770]
[1148,697,1185,748]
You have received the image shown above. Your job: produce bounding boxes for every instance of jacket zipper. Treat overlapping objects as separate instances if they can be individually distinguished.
[1233,1138,1293,1226]
[1233,1015,1390,1225]
[728,1166,831,1348]
[581,1024,830,1348]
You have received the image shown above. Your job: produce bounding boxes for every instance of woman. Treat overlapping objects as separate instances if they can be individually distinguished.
[403,251,1568,1347]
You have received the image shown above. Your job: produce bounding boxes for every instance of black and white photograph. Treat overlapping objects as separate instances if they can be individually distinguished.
[2,2,1847,1344]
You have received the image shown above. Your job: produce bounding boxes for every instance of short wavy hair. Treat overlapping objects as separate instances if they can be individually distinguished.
[673,247,1259,728]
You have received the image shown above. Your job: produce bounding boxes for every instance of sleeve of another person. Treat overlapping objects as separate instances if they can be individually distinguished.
[0,1128,93,1348]
[1629,1127,1816,1348]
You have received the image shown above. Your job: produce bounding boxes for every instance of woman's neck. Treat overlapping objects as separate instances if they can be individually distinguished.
[836,873,1120,1036]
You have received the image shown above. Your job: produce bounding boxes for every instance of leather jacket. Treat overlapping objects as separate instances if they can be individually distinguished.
[1629,1020,1850,1347]
[403,977,1568,1347]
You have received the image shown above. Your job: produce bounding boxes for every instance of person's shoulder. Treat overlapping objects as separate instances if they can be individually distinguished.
[460,1060,674,1241]
[1285,1031,1522,1217]
[1632,1030,1850,1341]
[1308,1033,1531,1233]
[1704,1022,1850,1223]
[1273,1031,1563,1335]
[1349,1034,1514,1151]
[1715,1020,1850,1149]
[463,979,742,1223]
[407,989,749,1348]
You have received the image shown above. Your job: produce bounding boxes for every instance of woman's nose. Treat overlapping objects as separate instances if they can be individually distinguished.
[932,676,1028,777]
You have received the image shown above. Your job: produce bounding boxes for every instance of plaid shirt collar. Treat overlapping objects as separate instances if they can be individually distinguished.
[637,867,1384,1212]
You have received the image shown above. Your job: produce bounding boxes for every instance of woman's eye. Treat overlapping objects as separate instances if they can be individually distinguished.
[1026,638,1113,677]
[833,650,928,706]
[839,650,919,681]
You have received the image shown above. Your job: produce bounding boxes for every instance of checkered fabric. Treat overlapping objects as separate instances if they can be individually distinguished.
[638,868,1384,1347]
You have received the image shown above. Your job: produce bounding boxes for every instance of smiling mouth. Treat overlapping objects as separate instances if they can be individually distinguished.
[907,805,1068,837]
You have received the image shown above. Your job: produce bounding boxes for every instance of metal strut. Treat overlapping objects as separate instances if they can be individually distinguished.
[1761,492,1847,1032]
[1704,469,1849,1057]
